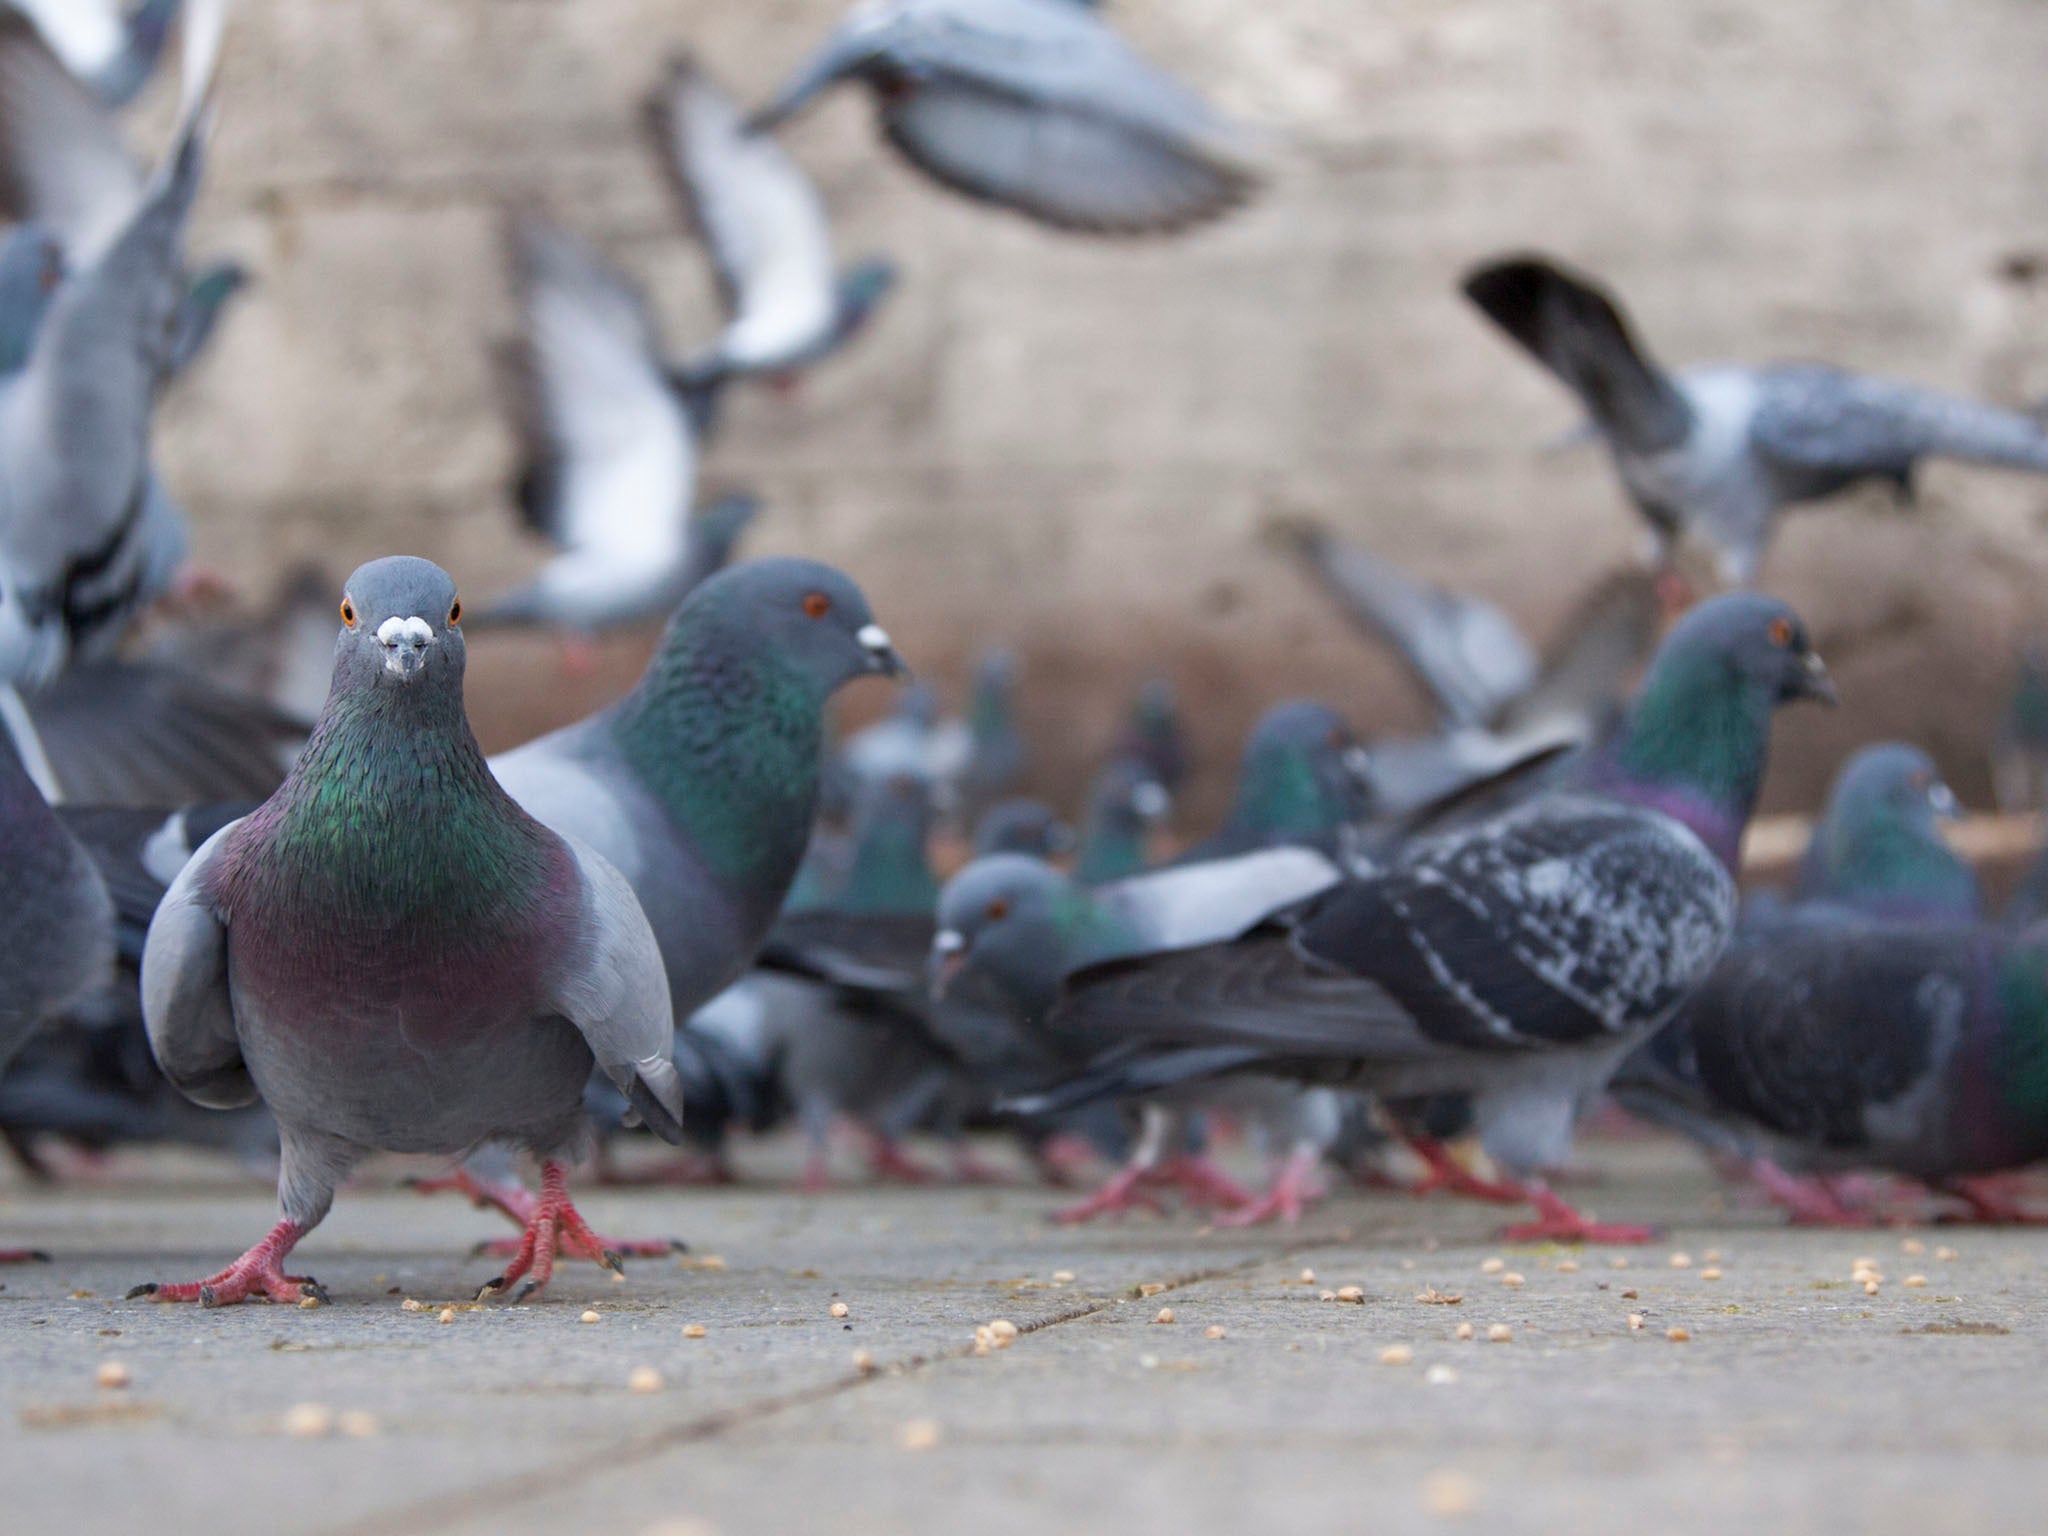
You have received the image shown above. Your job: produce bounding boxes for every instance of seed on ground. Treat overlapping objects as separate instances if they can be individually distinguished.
[1904,1275,1928,1288]
[282,1403,334,1438]
[1299,1268,1316,1283]
[1555,1260,1580,1274]
[1500,1273,1524,1288]
[1666,1326,1691,1343]
[829,1302,850,1319]
[853,1349,877,1374]
[1627,1313,1645,1331]
[579,1310,601,1324]
[682,1323,707,1339]
[1154,1308,1176,1325]
[1319,1291,1337,1303]
[1668,1253,1692,1269]
[1479,1258,1505,1274]
[1935,1247,1958,1261]
[1380,1344,1414,1365]
[1700,1267,1723,1281]
[1703,1248,1722,1263]
[1610,1256,1630,1270]
[1425,1363,1459,1387]
[1421,1469,1479,1517]
[1863,1280,1881,1296]
[298,1295,321,1310]
[628,1367,664,1394]
[337,1410,380,1438]
[400,1298,423,1313]
[1336,1286,1365,1303]
[1901,1239,1926,1256]
[989,1319,1020,1341]
[1620,1288,1638,1300]
[1486,1324,1512,1343]
[1205,1326,1226,1340]
[438,1308,456,1325]
[1137,1282,1168,1297]
[898,1418,941,1451]
[94,1361,130,1390]
[1052,1270,1076,1284]
[1454,1322,1475,1341]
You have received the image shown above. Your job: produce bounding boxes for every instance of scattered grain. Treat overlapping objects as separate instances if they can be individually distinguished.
[1154,1308,1176,1325]
[1336,1286,1365,1303]
[1479,1258,1505,1275]
[1380,1344,1415,1366]
[1424,1364,1459,1387]
[1205,1326,1226,1340]
[1499,1273,1524,1288]
[1052,1270,1076,1284]
[1486,1324,1512,1343]
[1666,1326,1691,1343]
[897,1419,941,1452]
[1420,1469,1478,1517]
[437,1308,455,1325]
[829,1302,850,1319]
[1700,1267,1723,1282]
[400,1298,423,1313]
[628,1367,664,1394]
[1668,1253,1692,1269]
[852,1349,877,1374]
[282,1403,334,1439]
[1555,1260,1579,1274]
[1904,1275,1928,1288]
[94,1361,130,1390]
[682,1323,707,1339]
[337,1411,380,1438]
[1627,1313,1645,1331]
[1935,1247,1958,1261]
[1454,1322,1475,1342]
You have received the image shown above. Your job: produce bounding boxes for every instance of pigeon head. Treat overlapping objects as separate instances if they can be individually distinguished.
[0,223,64,375]
[1226,700,1374,847]
[664,558,905,694]
[331,557,467,697]
[973,798,1073,861]
[930,855,1080,1015]
[1076,759,1169,884]
[1600,592,1832,867]
[1798,742,1977,919]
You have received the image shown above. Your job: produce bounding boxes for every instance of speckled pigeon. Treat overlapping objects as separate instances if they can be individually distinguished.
[648,55,895,389]
[0,722,115,1259]
[951,593,1833,1241]
[130,557,683,1306]
[1464,254,2048,584]
[749,0,1262,235]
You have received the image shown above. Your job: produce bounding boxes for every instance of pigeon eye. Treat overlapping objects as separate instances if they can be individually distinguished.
[984,898,1011,922]
[1767,616,1794,648]
[340,598,357,628]
[802,591,832,620]
[448,599,462,625]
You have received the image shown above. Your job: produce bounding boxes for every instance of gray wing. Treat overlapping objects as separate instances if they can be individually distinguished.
[548,834,683,1144]
[0,8,141,261]
[80,0,181,109]
[486,216,695,627]
[138,817,256,1109]
[1492,567,1661,738]
[1275,519,1536,729]
[1749,364,2048,482]
[1462,255,1693,456]
[1092,844,1343,953]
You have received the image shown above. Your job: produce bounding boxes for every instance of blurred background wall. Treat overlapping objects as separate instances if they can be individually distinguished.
[153,0,2048,825]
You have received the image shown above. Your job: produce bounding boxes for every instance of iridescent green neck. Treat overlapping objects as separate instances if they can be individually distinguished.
[832,811,938,918]
[1599,650,1771,865]
[1807,816,1979,920]
[607,613,825,891]
[1993,936,2048,1133]
[1230,748,1343,844]
[1076,816,1148,885]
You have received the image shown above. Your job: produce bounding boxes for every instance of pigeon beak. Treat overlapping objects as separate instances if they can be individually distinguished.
[377,615,436,681]
[857,623,910,680]
[928,929,967,999]
[1131,780,1172,824]
[1795,649,1837,706]
[1928,781,1962,820]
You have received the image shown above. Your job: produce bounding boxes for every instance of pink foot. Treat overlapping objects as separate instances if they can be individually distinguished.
[474,1162,672,1301]
[1153,1154,1255,1211]
[950,1146,1014,1185]
[1500,1185,1659,1245]
[865,1135,940,1185]
[1,1246,51,1264]
[1212,1147,1324,1227]
[127,1218,325,1307]
[1938,1177,2048,1225]
[416,1166,680,1262]
[800,1150,834,1193]
[1028,1133,1102,1189]
[1052,1161,1169,1224]
[1403,1135,1526,1204]
[1750,1160,1878,1227]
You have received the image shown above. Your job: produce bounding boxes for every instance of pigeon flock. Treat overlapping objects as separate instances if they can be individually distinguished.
[7,0,2048,1310]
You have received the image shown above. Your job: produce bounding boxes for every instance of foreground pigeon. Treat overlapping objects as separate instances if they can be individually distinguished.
[750,0,1262,235]
[475,215,712,642]
[1464,254,2048,584]
[957,594,1832,1241]
[647,56,895,389]
[131,558,683,1305]
[0,724,115,1259]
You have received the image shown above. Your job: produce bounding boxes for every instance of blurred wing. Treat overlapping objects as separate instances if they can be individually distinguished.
[1750,365,2048,480]
[0,9,142,260]
[1092,845,1344,952]
[1493,567,1661,737]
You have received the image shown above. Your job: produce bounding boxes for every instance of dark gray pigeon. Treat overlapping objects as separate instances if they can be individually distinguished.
[131,557,683,1306]
[958,593,1833,1241]
[1464,254,2048,584]
[647,55,895,389]
[0,723,115,1259]
[749,0,1262,235]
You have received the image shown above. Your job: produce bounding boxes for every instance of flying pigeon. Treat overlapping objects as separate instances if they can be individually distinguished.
[749,0,1263,235]
[129,557,683,1305]
[1464,254,2048,584]
[647,55,895,389]
[954,593,1833,1242]
[0,722,115,1259]
[4,0,179,108]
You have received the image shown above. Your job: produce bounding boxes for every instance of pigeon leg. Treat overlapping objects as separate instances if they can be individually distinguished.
[1027,1132,1102,1189]
[862,1129,940,1185]
[1402,1135,1526,1204]
[1152,1153,1256,1211]
[1500,1183,1659,1244]
[461,1166,683,1264]
[408,1165,531,1228]
[1212,1144,1325,1227]
[1051,1160,1170,1224]
[595,1149,736,1187]
[1936,1176,2048,1225]
[1749,1160,1877,1226]
[127,1218,326,1307]
[476,1161,674,1301]
[949,1144,1014,1185]
[0,1246,52,1264]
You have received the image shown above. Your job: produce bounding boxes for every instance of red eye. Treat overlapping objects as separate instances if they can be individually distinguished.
[803,591,832,620]
[340,598,356,627]
[1767,616,1794,648]
[985,898,1011,922]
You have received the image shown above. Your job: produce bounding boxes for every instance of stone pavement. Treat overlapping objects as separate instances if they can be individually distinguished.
[1,1137,2042,1536]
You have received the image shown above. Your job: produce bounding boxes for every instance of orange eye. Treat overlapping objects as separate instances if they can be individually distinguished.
[1767,616,1794,648]
[802,591,832,620]
[448,599,462,625]
[985,898,1011,922]
[340,598,356,628]
[1326,728,1347,750]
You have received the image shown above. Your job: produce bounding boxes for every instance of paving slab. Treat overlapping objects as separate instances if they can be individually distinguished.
[1,1138,2043,1536]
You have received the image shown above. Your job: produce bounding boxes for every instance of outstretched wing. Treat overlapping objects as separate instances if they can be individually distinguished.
[1750,364,2048,482]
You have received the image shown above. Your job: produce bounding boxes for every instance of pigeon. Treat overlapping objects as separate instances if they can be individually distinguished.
[646,55,896,389]
[931,848,1350,1223]
[973,797,1072,859]
[1072,758,1168,885]
[0,5,223,686]
[1612,913,2048,1226]
[1464,254,2048,584]
[1178,699,1373,863]
[1113,676,1189,796]
[0,722,115,1259]
[5,0,179,108]
[473,215,715,640]
[1792,742,1978,922]
[1990,641,2048,813]
[749,0,1262,236]
[129,557,684,1306]
[958,593,1833,1241]
[836,649,1022,822]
